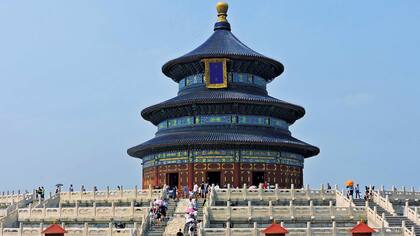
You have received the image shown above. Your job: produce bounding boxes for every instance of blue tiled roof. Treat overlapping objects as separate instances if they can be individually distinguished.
[141,90,305,123]
[127,129,319,158]
[162,22,284,81]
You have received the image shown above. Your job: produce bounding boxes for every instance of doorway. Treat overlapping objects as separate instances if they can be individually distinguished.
[252,171,265,186]
[207,171,221,186]
[167,173,179,188]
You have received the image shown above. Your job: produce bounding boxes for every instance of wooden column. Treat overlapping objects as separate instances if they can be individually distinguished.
[233,163,240,188]
[188,163,194,190]
[155,166,159,188]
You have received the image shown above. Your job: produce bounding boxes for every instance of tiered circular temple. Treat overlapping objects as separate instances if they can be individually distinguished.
[128,2,319,189]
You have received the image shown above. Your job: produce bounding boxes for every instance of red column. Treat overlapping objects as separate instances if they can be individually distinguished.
[233,163,240,188]
[188,163,194,190]
[155,167,159,188]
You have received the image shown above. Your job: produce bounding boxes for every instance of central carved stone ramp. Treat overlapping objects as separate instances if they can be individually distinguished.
[353,199,420,235]
[145,198,177,236]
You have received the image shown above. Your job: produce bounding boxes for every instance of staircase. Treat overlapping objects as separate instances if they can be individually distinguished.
[196,197,206,221]
[353,199,420,235]
[145,198,177,236]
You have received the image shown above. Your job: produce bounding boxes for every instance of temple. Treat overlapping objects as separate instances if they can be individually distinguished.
[127,2,319,189]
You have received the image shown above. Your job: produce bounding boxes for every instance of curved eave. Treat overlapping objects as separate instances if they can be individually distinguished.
[161,25,284,82]
[127,131,320,159]
[162,54,284,82]
[141,91,305,125]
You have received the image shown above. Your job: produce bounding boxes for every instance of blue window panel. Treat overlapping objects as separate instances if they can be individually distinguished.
[158,151,188,159]
[253,76,266,87]
[186,74,203,86]
[176,116,194,126]
[167,117,194,128]
[227,72,233,82]
[179,79,186,89]
[185,75,192,86]
[270,118,288,129]
[199,115,231,124]
[281,152,304,161]
[233,73,252,83]
[238,116,268,125]
[158,121,168,130]
[192,74,204,84]
[143,154,155,162]
[167,118,178,128]
[246,74,254,83]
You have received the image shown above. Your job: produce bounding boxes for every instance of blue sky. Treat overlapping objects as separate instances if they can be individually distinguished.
[0,1,419,192]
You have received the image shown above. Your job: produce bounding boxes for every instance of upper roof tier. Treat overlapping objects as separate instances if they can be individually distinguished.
[161,3,284,82]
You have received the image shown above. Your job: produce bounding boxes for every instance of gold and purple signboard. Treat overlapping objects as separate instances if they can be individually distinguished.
[203,58,228,89]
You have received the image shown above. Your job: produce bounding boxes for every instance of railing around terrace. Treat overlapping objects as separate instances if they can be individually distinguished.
[0,222,140,236]
[404,202,420,225]
[381,186,420,200]
[366,203,389,228]
[17,204,150,222]
[0,193,33,205]
[199,222,405,236]
[335,189,355,207]
[59,185,163,202]
[372,190,396,216]
[210,184,336,204]
[207,202,365,221]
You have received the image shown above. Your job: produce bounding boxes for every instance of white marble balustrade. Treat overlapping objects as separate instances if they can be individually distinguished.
[381,186,420,201]
[372,191,396,216]
[200,226,404,236]
[207,204,365,221]
[404,202,420,226]
[210,184,336,204]
[1,226,138,236]
[17,205,149,222]
[0,194,33,205]
[59,186,162,203]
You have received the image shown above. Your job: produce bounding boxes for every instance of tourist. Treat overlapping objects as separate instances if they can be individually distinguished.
[214,184,219,190]
[327,183,332,190]
[176,229,184,236]
[355,184,360,199]
[204,182,209,197]
[193,197,198,210]
[40,187,45,200]
[188,197,194,209]
[81,185,86,193]
[69,184,74,192]
[172,186,177,200]
[349,185,354,199]
[182,185,188,198]
[193,183,198,197]
[35,187,40,200]
[93,186,98,192]
[188,224,195,236]
[55,186,60,194]
[200,182,205,198]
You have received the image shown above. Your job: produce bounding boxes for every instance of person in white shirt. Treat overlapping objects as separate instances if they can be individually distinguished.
[193,184,198,196]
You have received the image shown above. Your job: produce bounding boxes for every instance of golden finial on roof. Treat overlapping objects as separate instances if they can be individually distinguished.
[216,2,229,22]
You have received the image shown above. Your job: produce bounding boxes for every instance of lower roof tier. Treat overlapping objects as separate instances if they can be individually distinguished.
[141,90,305,125]
[127,129,319,158]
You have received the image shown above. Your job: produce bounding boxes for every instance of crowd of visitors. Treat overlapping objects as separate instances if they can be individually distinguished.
[181,182,211,199]
[184,197,199,236]
[345,182,376,201]
[149,198,168,225]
